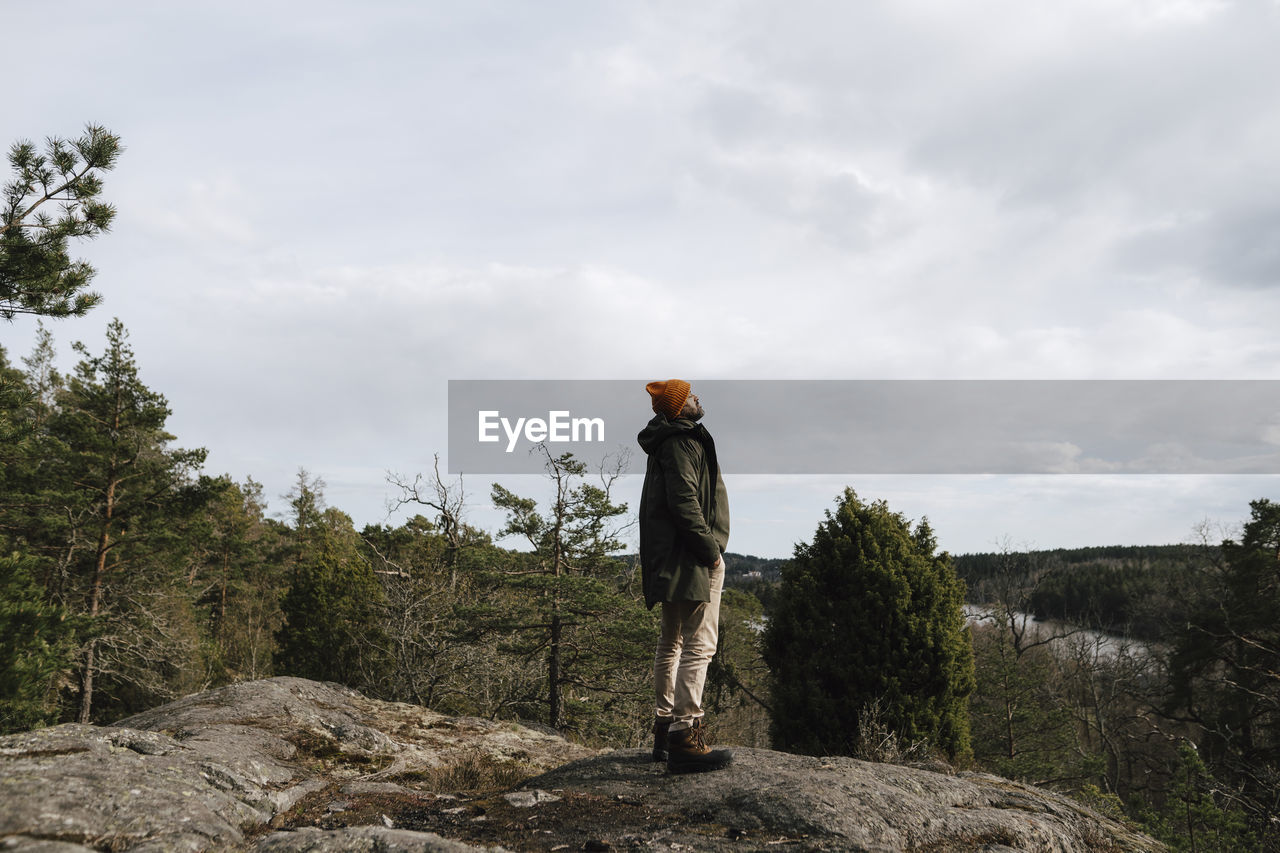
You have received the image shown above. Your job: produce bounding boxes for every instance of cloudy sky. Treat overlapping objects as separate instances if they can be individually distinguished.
[5,0,1280,556]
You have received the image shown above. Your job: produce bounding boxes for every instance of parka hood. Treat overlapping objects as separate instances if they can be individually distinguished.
[637,413,703,455]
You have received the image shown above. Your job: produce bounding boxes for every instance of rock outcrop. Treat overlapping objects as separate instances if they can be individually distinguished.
[0,677,1163,852]
[0,678,583,852]
[515,749,1162,852]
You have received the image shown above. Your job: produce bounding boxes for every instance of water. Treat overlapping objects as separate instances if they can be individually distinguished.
[963,604,1153,661]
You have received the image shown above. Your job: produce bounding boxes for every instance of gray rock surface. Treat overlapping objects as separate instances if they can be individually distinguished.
[0,723,272,851]
[249,826,505,852]
[0,678,589,852]
[0,678,1164,852]
[0,839,98,853]
[115,676,591,777]
[520,748,1165,851]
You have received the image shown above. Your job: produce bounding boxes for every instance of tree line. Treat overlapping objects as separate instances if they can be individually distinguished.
[0,322,658,745]
[7,318,1277,849]
[955,544,1208,640]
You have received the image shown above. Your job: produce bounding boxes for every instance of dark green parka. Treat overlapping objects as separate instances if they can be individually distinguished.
[637,413,730,609]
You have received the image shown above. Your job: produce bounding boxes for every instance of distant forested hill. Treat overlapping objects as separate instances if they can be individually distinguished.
[953,543,1216,640]
[626,543,1216,642]
[620,551,789,609]
[630,544,1214,642]
[722,552,790,581]
[620,552,789,581]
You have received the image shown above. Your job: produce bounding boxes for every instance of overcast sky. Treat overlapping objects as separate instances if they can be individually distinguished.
[5,0,1280,557]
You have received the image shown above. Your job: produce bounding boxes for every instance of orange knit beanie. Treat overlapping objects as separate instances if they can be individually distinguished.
[646,380,691,419]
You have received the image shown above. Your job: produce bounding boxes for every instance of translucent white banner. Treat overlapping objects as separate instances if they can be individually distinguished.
[447,380,1280,475]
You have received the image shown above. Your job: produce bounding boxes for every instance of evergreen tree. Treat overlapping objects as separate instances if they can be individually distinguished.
[0,323,213,723]
[21,322,62,428]
[488,449,652,741]
[1135,743,1258,853]
[0,343,35,511]
[275,471,385,686]
[0,552,77,733]
[186,476,285,682]
[1168,498,1280,840]
[45,319,208,722]
[0,332,80,609]
[1,125,121,319]
[762,488,974,761]
[969,619,1078,783]
[965,545,1087,785]
[6,322,215,727]
[2,340,77,727]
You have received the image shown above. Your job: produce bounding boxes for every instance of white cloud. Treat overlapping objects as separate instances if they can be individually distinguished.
[141,178,259,246]
[7,0,1280,551]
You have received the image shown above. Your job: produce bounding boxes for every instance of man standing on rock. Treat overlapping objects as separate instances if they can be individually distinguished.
[638,379,734,774]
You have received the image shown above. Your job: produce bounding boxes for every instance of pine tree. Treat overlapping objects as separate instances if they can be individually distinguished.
[274,472,385,686]
[21,322,61,427]
[0,343,35,509]
[1168,498,1280,838]
[0,343,71,731]
[186,477,285,682]
[1136,743,1258,853]
[1,125,121,319]
[0,552,77,733]
[762,488,974,761]
[3,328,77,601]
[968,619,1077,782]
[488,450,652,741]
[46,319,208,722]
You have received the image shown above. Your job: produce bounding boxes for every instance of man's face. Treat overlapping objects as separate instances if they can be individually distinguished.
[680,392,704,421]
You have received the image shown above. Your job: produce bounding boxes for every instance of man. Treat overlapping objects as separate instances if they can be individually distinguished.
[638,379,734,774]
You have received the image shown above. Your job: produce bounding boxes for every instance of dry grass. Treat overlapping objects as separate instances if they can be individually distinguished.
[853,699,935,766]
[391,747,538,795]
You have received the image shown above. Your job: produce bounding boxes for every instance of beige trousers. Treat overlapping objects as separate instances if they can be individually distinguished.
[653,555,724,733]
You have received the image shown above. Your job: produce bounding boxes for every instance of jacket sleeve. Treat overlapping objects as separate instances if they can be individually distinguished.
[658,435,721,566]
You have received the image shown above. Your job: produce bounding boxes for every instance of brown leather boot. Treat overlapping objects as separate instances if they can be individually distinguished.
[652,716,671,762]
[665,722,733,774]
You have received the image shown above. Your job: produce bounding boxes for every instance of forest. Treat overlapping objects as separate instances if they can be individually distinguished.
[5,317,1274,845]
[5,320,1280,851]
[4,127,1280,852]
